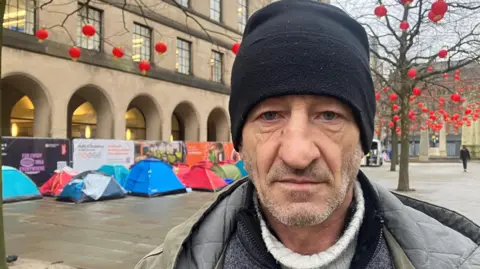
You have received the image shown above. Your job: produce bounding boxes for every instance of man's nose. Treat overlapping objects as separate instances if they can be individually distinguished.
[278,114,321,169]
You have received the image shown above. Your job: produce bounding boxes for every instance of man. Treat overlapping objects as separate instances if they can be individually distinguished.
[460,145,471,172]
[135,1,480,268]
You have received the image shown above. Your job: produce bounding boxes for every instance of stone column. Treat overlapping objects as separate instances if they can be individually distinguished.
[439,124,447,156]
[419,128,429,161]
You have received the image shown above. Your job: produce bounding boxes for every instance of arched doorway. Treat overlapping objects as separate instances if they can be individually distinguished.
[207,107,229,141]
[1,74,51,137]
[171,102,199,141]
[125,108,146,140]
[67,86,113,139]
[125,95,161,140]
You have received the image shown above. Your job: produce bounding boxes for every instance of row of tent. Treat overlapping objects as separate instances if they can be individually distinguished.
[2,158,248,204]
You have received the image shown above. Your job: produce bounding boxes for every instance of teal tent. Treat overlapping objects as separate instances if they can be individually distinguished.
[2,166,42,203]
[97,164,130,188]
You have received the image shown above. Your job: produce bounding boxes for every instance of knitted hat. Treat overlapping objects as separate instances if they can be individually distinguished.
[229,0,375,154]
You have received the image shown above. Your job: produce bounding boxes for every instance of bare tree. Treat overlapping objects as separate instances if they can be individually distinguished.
[0,0,240,264]
[340,0,480,191]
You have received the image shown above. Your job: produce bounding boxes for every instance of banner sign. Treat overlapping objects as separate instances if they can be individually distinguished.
[72,139,134,171]
[1,137,71,186]
[134,140,186,165]
[185,142,239,167]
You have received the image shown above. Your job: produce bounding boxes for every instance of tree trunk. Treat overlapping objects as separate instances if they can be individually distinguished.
[390,126,397,171]
[397,89,412,191]
[0,0,9,267]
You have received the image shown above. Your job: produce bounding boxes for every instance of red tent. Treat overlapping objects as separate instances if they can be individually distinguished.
[40,168,78,196]
[182,165,227,192]
[173,163,191,184]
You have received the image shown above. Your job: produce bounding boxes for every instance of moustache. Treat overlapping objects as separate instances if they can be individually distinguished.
[266,162,334,184]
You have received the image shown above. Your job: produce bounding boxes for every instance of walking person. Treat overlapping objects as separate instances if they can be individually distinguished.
[135,1,480,268]
[460,145,471,172]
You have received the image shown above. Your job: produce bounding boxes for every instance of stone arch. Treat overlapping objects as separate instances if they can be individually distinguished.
[67,85,114,139]
[1,73,51,137]
[126,94,162,140]
[207,107,229,142]
[171,101,199,141]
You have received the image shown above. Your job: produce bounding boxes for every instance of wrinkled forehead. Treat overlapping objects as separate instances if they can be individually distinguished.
[248,95,354,115]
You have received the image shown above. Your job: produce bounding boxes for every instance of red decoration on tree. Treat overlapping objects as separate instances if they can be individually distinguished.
[465,109,472,115]
[443,73,448,79]
[438,49,448,58]
[401,0,413,6]
[422,107,428,113]
[427,66,433,72]
[400,21,410,31]
[428,10,444,23]
[383,86,389,92]
[454,74,461,81]
[388,121,394,128]
[393,115,400,122]
[375,93,381,101]
[389,93,398,101]
[392,104,399,111]
[112,46,124,59]
[69,46,81,61]
[138,60,151,75]
[82,24,96,38]
[36,28,48,43]
[155,42,168,54]
[374,5,387,17]
[232,43,240,55]
[412,87,421,96]
[409,96,415,102]
[431,0,448,16]
[407,68,417,78]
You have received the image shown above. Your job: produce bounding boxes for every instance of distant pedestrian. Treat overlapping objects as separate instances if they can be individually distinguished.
[460,145,471,172]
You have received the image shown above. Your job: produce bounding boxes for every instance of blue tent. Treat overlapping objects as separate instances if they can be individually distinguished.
[125,158,187,197]
[235,160,248,177]
[2,166,42,203]
[97,164,130,188]
[57,170,126,203]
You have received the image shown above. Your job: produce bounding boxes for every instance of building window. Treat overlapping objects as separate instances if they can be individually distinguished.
[176,38,191,75]
[76,4,102,51]
[175,0,188,7]
[3,0,35,34]
[237,0,247,32]
[210,0,221,22]
[211,51,223,82]
[132,23,152,62]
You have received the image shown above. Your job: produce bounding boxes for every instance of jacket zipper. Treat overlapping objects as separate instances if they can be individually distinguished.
[363,213,385,268]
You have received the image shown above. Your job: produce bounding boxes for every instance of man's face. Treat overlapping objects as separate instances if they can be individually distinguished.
[240,95,364,227]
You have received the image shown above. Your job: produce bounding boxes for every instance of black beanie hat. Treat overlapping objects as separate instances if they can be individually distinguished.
[229,0,376,154]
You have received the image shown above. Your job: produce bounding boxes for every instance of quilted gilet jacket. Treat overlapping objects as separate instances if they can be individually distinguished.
[135,171,480,269]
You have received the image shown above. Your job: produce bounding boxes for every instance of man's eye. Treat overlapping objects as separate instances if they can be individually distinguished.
[322,111,338,120]
[261,111,278,121]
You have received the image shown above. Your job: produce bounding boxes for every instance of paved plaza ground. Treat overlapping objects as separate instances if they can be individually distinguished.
[4,162,480,269]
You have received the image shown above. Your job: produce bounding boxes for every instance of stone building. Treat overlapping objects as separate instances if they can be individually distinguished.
[1,0,329,142]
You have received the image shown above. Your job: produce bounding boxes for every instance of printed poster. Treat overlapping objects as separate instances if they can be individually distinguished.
[185,142,239,167]
[72,139,134,171]
[134,140,186,165]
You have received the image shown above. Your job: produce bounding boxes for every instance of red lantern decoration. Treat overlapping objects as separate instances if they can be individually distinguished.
[36,28,49,43]
[112,46,124,59]
[465,109,472,115]
[412,87,421,96]
[400,21,409,31]
[422,107,428,113]
[388,121,394,128]
[401,0,413,6]
[438,49,448,58]
[138,60,151,75]
[155,42,168,54]
[454,75,461,81]
[418,102,424,108]
[439,97,445,103]
[69,46,81,61]
[82,24,96,38]
[427,66,433,72]
[389,93,398,101]
[374,5,387,17]
[392,104,399,111]
[443,73,448,79]
[431,0,448,16]
[407,68,417,78]
[428,11,444,23]
[375,93,381,101]
[393,115,400,122]
[232,43,240,55]
[409,96,415,102]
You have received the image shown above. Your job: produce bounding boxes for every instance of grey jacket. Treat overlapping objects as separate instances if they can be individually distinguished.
[135,176,480,269]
